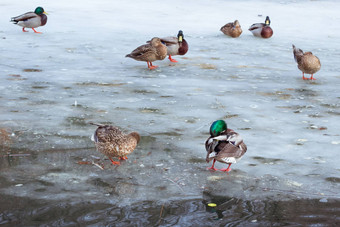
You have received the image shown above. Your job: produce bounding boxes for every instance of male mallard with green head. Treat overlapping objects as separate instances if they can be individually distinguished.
[292,44,321,80]
[91,123,140,165]
[220,20,242,38]
[126,37,167,70]
[11,7,47,33]
[159,30,189,62]
[205,120,247,172]
[249,16,273,38]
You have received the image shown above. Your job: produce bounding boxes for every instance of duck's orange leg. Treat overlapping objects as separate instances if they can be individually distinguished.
[119,156,128,160]
[207,159,218,171]
[219,163,232,172]
[309,74,316,80]
[147,61,158,70]
[168,55,178,63]
[32,28,42,34]
[109,157,120,165]
[22,27,28,32]
[302,72,308,80]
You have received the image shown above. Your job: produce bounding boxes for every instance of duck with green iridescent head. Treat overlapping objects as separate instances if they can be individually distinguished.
[11,7,48,33]
[249,16,273,39]
[205,120,247,172]
[159,30,189,62]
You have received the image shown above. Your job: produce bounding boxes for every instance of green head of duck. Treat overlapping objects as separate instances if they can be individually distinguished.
[177,30,184,43]
[209,120,227,137]
[265,16,271,26]
[34,7,45,15]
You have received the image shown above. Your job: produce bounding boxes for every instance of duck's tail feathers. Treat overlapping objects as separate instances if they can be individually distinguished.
[10,18,18,24]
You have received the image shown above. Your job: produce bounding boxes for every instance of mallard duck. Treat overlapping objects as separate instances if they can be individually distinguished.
[205,120,247,172]
[220,20,242,38]
[10,7,47,33]
[159,30,189,62]
[248,16,273,38]
[292,44,321,80]
[126,37,167,70]
[91,123,140,165]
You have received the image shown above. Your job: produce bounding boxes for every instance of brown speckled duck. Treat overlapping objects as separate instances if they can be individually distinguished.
[10,7,47,33]
[126,37,167,70]
[292,44,321,80]
[205,120,247,172]
[249,16,273,38]
[220,20,242,38]
[159,30,189,62]
[91,123,140,165]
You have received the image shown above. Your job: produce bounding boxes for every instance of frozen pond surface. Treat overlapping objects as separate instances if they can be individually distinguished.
[1,0,340,225]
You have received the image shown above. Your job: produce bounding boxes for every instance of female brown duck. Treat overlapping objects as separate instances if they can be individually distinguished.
[220,20,242,38]
[91,123,140,165]
[292,44,321,80]
[126,37,167,70]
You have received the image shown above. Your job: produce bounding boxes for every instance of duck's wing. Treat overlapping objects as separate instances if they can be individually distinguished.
[205,136,218,162]
[216,142,246,161]
[127,44,155,58]
[220,22,234,31]
[146,37,177,45]
[11,12,37,22]
[159,36,178,45]
[248,22,264,31]
[227,131,244,147]
[94,125,123,143]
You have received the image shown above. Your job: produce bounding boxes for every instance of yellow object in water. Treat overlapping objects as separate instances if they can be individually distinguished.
[208,203,217,207]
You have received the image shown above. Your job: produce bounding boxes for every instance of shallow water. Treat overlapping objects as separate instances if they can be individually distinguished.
[1,0,340,225]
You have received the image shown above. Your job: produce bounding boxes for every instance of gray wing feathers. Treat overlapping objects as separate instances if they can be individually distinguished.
[11,12,36,22]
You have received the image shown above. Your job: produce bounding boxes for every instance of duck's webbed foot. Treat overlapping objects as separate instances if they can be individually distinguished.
[219,163,232,172]
[207,159,218,171]
[109,157,120,165]
[147,62,158,70]
[168,55,178,63]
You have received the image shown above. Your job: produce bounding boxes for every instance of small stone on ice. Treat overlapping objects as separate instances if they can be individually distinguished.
[319,198,328,203]
[297,139,308,142]
[207,176,223,181]
[91,155,101,160]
